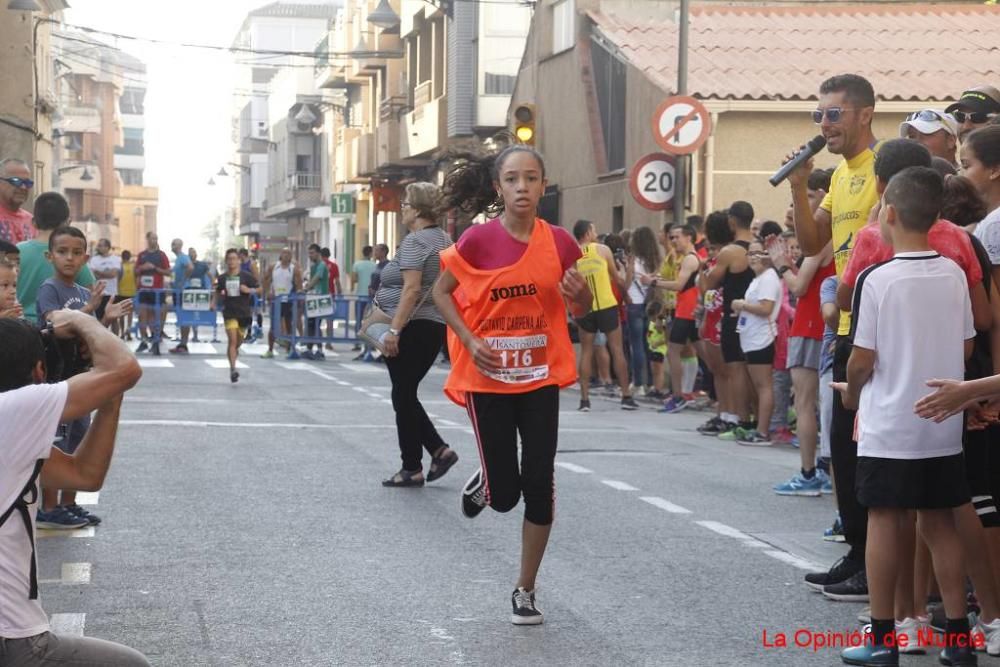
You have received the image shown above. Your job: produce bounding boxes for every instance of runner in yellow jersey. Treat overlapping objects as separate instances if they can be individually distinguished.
[572,220,638,411]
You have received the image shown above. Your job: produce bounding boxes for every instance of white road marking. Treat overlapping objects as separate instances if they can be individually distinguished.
[601,479,639,491]
[204,359,249,369]
[554,462,593,474]
[50,613,86,636]
[695,520,753,541]
[75,491,99,505]
[338,363,381,373]
[437,419,460,427]
[137,358,174,368]
[61,562,92,584]
[764,550,823,572]
[37,527,95,538]
[304,368,352,386]
[639,496,692,514]
[382,399,393,405]
[276,361,312,370]
[352,387,369,393]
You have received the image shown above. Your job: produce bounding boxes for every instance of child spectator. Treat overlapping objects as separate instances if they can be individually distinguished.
[731,239,781,446]
[0,257,21,318]
[35,225,130,530]
[942,174,988,231]
[16,192,94,324]
[835,166,976,666]
[646,300,668,398]
[0,239,19,267]
[759,221,795,443]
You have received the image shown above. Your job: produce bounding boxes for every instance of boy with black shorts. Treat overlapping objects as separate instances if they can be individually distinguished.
[834,167,976,666]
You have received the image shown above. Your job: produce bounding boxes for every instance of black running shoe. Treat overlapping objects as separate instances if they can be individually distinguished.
[697,416,723,434]
[230,370,240,383]
[511,587,543,625]
[64,503,101,526]
[939,643,977,666]
[621,396,639,411]
[578,399,590,412]
[822,569,869,602]
[461,468,487,518]
[135,341,149,354]
[804,555,863,592]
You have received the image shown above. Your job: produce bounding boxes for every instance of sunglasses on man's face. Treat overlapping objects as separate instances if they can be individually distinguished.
[812,107,855,124]
[906,110,945,123]
[953,111,998,125]
[0,177,33,189]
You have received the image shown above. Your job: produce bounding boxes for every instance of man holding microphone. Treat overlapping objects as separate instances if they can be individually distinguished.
[783,74,880,602]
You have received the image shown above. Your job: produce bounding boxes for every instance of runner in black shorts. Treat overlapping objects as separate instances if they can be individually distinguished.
[700,201,756,432]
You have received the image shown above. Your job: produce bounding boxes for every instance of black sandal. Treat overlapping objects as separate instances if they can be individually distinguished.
[426,448,459,482]
[382,469,425,487]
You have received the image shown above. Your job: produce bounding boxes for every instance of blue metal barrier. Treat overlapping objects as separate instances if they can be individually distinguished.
[134,287,221,348]
[270,293,370,360]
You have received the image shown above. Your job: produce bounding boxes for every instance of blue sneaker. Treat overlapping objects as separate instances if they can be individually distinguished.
[36,507,89,530]
[300,350,315,360]
[773,472,824,497]
[659,396,689,414]
[841,643,898,666]
[816,468,834,494]
[824,515,846,542]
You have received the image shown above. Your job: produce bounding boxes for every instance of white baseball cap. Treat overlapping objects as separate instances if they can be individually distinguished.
[899,109,959,138]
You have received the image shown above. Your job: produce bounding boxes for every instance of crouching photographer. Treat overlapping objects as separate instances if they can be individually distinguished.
[0,310,147,666]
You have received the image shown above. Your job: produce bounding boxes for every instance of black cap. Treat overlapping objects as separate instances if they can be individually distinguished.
[945,85,1000,115]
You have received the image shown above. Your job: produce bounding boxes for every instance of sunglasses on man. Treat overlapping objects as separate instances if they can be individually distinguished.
[905,110,946,123]
[812,107,858,124]
[0,177,33,189]
[953,111,998,125]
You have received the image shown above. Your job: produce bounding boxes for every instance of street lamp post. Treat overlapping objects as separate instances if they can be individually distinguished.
[674,0,689,225]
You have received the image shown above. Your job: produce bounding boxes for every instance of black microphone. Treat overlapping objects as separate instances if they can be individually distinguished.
[769,135,827,187]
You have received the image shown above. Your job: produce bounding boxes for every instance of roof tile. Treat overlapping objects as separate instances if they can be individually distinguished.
[588,3,1000,101]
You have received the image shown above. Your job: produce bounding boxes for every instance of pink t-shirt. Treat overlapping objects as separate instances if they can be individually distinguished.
[456,218,581,272]
[0,205,34,244]
[842,219,982,289]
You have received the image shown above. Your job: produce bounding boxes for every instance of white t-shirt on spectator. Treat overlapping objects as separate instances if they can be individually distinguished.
[0,382,68,639]
[88,254,122,297]
[627,258,650,304]
[853,252,973,460]
[737,268,781,353]
[974,207,1000,266]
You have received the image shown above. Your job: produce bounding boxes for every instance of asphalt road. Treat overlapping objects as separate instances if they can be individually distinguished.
[32,341,952,666]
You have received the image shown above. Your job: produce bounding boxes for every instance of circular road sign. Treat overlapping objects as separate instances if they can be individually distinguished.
[651,95,712,155]
[629,153,675,211]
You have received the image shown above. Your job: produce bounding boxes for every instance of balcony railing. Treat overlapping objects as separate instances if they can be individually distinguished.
[288,172,320,191]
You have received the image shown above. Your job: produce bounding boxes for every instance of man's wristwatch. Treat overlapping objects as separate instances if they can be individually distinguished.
[388,327,401,336]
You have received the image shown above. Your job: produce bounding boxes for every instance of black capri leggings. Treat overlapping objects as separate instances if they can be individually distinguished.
[466,384,560,526]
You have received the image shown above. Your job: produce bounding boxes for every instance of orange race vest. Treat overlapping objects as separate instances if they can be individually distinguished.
[441,219,578,406]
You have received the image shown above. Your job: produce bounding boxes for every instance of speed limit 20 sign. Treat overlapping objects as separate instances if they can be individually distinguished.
[629,153,675,211]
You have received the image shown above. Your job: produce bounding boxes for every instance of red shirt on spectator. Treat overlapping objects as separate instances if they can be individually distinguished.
[0,204,34,244]
[790,262,836,340]
[842,219,982,290]
[324,259,340,295]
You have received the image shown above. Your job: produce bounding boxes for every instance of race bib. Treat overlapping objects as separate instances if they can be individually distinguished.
[482,334,549,384]
[182,289,212,312]
[275,286,289,295]
[226,277,241,297]
[188,277,202,289]
[139,275,154,288]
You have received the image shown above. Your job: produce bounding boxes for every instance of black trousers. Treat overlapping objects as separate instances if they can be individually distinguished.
[384,319,447,471]
[467,385,560,526]
[832,335,867,559]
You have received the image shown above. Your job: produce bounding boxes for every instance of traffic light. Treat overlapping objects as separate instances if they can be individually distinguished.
[251,241,260,252]
[513,103,536,145]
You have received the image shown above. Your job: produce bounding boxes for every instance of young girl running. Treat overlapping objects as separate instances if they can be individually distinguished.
[432,145,591,625]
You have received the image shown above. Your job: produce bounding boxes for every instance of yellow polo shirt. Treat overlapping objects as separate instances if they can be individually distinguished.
[820,146,879,336]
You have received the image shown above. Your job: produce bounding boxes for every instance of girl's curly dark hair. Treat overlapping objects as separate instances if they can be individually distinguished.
[942,174,988,227]
[437,143,546,219]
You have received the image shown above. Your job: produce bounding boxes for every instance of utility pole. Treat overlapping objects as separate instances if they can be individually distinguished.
[674,0,689,224]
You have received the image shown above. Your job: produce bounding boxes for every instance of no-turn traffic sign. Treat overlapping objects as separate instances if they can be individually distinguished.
[651,95,712,155]
[629,153,675,211]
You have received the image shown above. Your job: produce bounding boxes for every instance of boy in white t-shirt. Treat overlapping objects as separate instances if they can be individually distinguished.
[731,239,782,446]
[834,167,976,666]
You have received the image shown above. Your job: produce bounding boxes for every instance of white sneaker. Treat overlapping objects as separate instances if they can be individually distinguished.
[975,616,1000,655]
[895,617,929,654]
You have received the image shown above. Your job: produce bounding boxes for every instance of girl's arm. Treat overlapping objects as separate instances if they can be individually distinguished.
[432,270,501,373]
